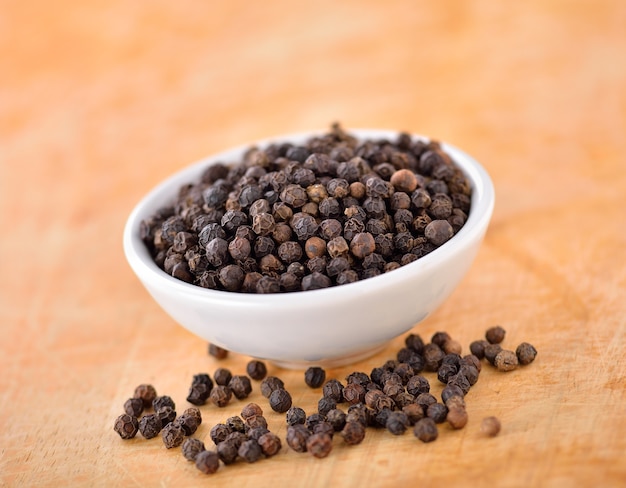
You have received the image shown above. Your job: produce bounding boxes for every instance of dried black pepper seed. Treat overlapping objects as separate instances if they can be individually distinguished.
[405,334,425,354]
[152,395,175,412]
[426,403,449,424]
[469,340,489,360]
[346,403,371,427]
[301,272,332,290]
[385,411,410,435]
[124,398,144,418]
[326,409,347,432]
[516,342,538,365]
[447,405,468,429]
[423,343,445,371]
[114,414,139,440]
[269,388,292,413]
[226,416,246,433]
[286,424,311,452]
[209,423,232,445]
[133,384,157,409]
[486,326,507,344]
[304,367,326,388]
[258,432,282,456]
[342,383,366,405]
[414,417,438,443]
[495,350,519,372]
[186,384,211,406]
[313,421,335,439]
[286,406,307,426]
[241,402,263,420]
[260,376,284,398]
[182,438,206,462]
[213,368,232,386]
[318,397,337,417]
[306,433,333,458]
[195,450,220,474]
[246,360,268,381]
[174,413,200,436]
[209,385,233,407]
[138,413,162,439]
[238,439,263,463]
[402,404,425,425]
[341,420,366,445]
[156,406,176,426]
[246,415,269,431]
[484,343,503,365]
[481,416,502,437]
[162,422,185,448]
[228,375,252,400]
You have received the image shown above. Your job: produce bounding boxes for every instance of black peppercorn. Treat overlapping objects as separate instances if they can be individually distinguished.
[138,413,162,439]
[286,424,311,452]
[209,423,232,445]
[414,417,438,443]
[162,422,185,448]
[286,406,307,426]
[114,414,139,440]
[213,367,232,386]
[152,395,175,412]
[386,411,410,435]
[258,432,282,457]
[341,420,366,445]
[516,342,538,365]
[195,450,220,474]
[216,439,239,465]
[133,384,157,409]
[209,385,233,407]
[246,360,268,381]
[124,398,144,418]
[495,350,519,372]
[469,340,489,360]
[304,366,326,388]
[269,388,292,413]
[228,375,252,400]
[182,438,206,462]
[306,433,333,458]
[486,325,507,344]
[260,376,285,398]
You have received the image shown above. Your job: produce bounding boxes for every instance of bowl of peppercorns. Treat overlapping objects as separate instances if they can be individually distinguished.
[123,124,494,368]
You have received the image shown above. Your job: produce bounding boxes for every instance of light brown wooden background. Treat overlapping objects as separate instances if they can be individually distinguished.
[1,1,625,486]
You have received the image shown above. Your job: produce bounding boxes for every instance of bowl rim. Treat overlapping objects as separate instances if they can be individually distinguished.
[123,129,495,307]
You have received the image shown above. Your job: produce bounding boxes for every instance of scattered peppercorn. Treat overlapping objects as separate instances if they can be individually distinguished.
[195,450,220,474]
[481,416,502,437]
[414,418,438,443]
[258,432,282,457]
[306,433,333,458]
[114,414,139,440]
[494,350,519,372]
[208,343,229,359]
[162,422,185,448]
[138,413,162,439]
[286,424,311,452]
[246,360,268,381]
[304,367,326,388]
[209,385,233,407]
[182,438,206,462]
[124,398,144,418]
[486,326,506,344]
[228,375,252,400]
[516,342,538,365]
[214,367,232,386]
[269,388,292,413]
[260,376,284,398]
[133,384,157,409]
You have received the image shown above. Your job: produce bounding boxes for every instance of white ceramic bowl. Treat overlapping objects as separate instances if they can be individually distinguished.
[123,130,494,368]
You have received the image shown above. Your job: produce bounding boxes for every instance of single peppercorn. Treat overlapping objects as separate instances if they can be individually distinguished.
[414,417,438,443]
[216,439,239,465]
[269,388,292,413]
[286,424,311,452]
[246,360,268,381]
[152,395,175,412]
[208,343,229,359]
[516,342,538,365]
[213,368,232,386]
[469,340,489,360]
[322,379,345,403]
[341,420,366,445]
[133,384,157,409]
[484,343,503,365]
[114,414,139,440]
[386,411,410,435]
[495,350,519,372]
[156,406,176,427]
[260,376,285,398]
[258,432,282,457]
[138,413,162,439]
[426,403,449,424]
[162,422,185,448]
[195,450,220,474]
[326,409,347,432]
[174,413,200,436]
[481,416,502,437]
[304,367,326,388]
[209,385,233,407]
[124,398,144,418]
[238,439,263,463]
[241,402,263,420]
[182,438,206,462]
[446,405,469,430]
[306,433,333,458]
[486,325,506,344]
[209,423,232,445]
[228,375,253,399]
[286,406,307,426]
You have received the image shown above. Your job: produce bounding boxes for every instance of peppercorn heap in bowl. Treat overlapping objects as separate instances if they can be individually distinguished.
[123,125,494,368]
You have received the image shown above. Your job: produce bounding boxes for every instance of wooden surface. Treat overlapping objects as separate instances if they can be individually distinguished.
[1,1,625,486]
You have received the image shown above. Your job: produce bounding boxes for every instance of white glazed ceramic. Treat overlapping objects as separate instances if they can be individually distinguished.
[123,130,495,368]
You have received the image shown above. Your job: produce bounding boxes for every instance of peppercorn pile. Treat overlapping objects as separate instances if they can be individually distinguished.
[113,328,537,475]
[139,124,472,293]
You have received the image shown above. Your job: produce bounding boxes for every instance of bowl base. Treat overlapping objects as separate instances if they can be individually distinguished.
[269,344,387,370]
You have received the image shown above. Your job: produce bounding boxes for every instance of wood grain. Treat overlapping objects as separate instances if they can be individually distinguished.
[1,1,625,486]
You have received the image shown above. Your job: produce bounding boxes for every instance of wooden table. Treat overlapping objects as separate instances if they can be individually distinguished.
[2,1,625,486]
